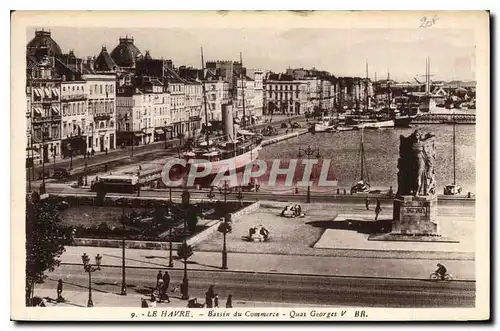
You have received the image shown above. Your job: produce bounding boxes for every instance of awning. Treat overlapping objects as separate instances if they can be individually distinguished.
[155,129,164,135]
[52,88,60,98]
[51,105,60,115]
[234,118,241,123]
[164,126,173,132]
[34,88,41,98]
[134,132,144,137]
[33,107,42,116]
[251,115,257,120]
[44,88,51,97]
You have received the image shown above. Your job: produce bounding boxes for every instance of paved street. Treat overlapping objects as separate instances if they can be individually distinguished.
[36,264,474,308]
[59,246,475,280]
[42,184,475,208]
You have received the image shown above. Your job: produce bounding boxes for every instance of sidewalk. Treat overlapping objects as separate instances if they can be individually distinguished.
[33,288,340,308]
[60,246,475,281]
[31,138,181,173]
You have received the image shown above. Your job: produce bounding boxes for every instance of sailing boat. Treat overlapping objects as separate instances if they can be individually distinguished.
[443,109,462,195]
[176,48,263,188]
[350,127,371,194]
[354,63,395,129]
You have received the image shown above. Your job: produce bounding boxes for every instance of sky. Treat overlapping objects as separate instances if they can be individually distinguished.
[27,26,476,82]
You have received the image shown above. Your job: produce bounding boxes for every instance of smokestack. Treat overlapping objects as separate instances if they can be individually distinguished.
[222,104,234,142]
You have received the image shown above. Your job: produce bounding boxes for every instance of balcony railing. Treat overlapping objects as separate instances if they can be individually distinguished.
[94,114,111,121]
[32,115,61,123]
[61,94,86,101]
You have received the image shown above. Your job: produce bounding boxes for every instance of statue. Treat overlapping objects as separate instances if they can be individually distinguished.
[396,129,436,197]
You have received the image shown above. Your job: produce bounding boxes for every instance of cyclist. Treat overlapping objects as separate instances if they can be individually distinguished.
[436,263,447,280]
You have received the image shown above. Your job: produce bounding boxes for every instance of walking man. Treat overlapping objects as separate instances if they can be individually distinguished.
[375,199,382,221]
[156,270,163,288]
[365,196,370,210]
[214,294,219,308]
[205,291,213,308]
[163,271,170,293]
[56,279,63,302]
[226,294,233,308]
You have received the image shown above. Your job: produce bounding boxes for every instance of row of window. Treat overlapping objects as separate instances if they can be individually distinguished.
[62,102,86,117]
[89,83,115,96]
[268,92,301,99]
[267,85,301,91]
[88,101,115,115]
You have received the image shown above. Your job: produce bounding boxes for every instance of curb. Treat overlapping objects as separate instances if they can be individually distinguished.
[59,262,475,283]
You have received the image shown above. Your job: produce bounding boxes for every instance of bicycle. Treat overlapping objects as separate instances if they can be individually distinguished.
[429,272,453,281]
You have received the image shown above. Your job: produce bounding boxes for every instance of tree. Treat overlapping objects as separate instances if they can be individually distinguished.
[25,192,72,305]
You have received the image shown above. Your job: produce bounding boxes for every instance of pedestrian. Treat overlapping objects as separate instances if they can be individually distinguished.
[141,298,149,308]
[375,199,382,221]
[157,279,164,302]
[163,271,170,292]
[104,164,108,173]
[388,186,393,198]
[56,279,63,302]
[214,294,219,308]
[365,196,370,210]
[226,294,233,308]
[205,291,213,308]
[156,270,163,288]
[207,285,215,298]
[343,188,346,195]
[161,284,170,303]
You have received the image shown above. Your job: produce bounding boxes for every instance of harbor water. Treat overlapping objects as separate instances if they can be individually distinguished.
[259,124,476,194]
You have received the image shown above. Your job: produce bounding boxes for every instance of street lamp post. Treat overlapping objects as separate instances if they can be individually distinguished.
[217,215,232,270]
[164,121,168,149]
[218,182,233,204]
[118,198,127,295]
[68,144,73,170]
[40,129,47,194]
[236,185,244,207]
[84,162,88,187]
[81,253,102,307]
[297,145,321,203]
[166,203,174,268]
[50,145,56,177]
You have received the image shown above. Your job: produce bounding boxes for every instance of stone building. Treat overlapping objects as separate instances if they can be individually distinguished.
[83,74,117,153]
[26,30,63,167]
[116,78,168,146]
[264,73,310,116]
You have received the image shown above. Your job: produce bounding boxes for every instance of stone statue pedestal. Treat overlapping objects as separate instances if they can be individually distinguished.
[392,195,438,235]
[369,194,458,242]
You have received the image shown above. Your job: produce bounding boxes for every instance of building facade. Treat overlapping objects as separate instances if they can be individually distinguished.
[84,74,117,153]
[27,50,62,167]
[264,73,310,116]
[60,80,87,158]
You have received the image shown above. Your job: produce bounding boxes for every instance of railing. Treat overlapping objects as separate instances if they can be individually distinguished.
[32,115,61,123]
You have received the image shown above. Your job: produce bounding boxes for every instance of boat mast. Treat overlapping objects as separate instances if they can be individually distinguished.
[365,61,369,112]
[200,47,210,148]
[387,70,391,117]
[240,52,246,129]
[453,109,456,185]
[360,127,365,181]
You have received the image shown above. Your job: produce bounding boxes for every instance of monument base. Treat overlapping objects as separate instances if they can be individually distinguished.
[367,233,459,243]
[392,195,438,235]
[367,194,459,243]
